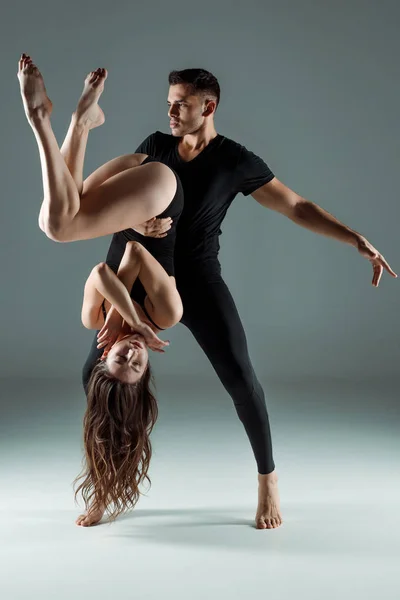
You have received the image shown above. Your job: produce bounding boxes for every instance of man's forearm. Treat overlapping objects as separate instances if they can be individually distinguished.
[94,264,141,327]
[290,200,362,246]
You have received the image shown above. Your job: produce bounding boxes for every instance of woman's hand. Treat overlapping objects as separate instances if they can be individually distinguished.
[97,309,169,357]
[97,307,124,353]
[132,322,170,353]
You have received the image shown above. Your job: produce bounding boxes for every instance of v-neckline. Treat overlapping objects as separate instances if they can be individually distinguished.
[174,134,222,165]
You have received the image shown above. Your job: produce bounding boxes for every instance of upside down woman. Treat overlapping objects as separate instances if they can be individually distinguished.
[17,54,184,526]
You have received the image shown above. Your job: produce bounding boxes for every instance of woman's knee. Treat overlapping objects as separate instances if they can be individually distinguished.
[41,219,63,242]
[39,211,73,242]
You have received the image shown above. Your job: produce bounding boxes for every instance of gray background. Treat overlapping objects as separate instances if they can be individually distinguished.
[1,0,398,381]
[1,1,399,599]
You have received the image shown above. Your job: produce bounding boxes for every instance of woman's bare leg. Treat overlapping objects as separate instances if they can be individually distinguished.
[18,54,83,232]
[17,54,176,242]
[60,70,105,194]
[37,67,106,230]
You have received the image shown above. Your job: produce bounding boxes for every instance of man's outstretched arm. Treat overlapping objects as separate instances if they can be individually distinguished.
[251,177,397,287]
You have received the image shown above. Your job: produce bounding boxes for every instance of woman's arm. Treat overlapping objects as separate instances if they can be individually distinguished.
[81,239,144,330]
[81,259,141,330]
[89,263,142,328]
[81,269,106,329]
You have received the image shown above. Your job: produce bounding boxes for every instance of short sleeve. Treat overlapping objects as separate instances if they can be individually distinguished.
[236,146,275,196]
[134,131,158,155]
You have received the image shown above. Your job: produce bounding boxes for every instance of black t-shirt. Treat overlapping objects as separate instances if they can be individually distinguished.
[135,131,275,268]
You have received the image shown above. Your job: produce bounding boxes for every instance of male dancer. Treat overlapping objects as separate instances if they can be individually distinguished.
[84,68,397,529]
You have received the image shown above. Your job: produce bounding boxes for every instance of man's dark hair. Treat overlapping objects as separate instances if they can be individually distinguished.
[168,68,220,109]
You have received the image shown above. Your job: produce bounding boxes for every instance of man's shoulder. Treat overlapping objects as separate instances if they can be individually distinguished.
[222,136,258,154]
[137,130,174,149]
[153,130,175,144]
[218,134,250,158]
[214,134,252,169]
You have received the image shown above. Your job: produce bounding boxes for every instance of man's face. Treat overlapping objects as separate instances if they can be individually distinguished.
[167,84,209,136]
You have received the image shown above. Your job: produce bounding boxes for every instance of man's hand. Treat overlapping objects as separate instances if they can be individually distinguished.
[356,236,397,287]
[133,217,173,238]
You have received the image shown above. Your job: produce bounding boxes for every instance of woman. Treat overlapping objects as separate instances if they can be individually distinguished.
[75,233,184,527]
[17,54,184,526]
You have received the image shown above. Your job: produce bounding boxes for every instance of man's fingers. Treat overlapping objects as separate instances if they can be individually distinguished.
[155,218,172,230]
[372,263,383,287]
[380,256,397,278]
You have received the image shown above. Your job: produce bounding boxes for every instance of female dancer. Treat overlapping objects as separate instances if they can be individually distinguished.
[17,54,184,526]
[75,232,183,527]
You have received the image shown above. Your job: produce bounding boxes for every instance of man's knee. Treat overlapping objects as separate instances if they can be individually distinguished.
[217,358,256,398]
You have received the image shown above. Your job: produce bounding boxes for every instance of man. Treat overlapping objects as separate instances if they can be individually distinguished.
[84,68,397,530]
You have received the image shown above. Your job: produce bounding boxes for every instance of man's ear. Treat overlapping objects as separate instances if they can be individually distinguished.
[203,100,217,117]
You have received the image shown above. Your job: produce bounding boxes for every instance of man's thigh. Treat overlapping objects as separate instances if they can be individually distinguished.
[179,275,253,375]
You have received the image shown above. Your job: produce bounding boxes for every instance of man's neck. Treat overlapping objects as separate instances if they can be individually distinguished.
[180,125,218,151]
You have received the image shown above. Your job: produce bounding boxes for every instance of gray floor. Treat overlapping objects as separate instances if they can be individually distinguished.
[1,376,399,599]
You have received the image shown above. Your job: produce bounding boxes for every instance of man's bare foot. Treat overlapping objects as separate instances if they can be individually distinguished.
[73,68,108,130]
[255,471,283,529]
[75,502,106,527]
[17,54,53,124]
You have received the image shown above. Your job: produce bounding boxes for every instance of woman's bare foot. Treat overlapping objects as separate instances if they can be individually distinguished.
[17,54,53,124]
[255,471,283,529]
[75,502,106,527]
[73,68,108,130]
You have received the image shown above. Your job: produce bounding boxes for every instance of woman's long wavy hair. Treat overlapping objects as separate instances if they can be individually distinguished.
[73,357,158,522]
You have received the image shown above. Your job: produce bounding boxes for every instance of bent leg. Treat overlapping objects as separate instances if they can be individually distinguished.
[34,111,175,242]
[41,67,145,227]
[18,56,176,243]
[179,275,275,475]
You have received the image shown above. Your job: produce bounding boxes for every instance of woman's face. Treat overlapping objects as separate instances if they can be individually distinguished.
[105,332,149,383]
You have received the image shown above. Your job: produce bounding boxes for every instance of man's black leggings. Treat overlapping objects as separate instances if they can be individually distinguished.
[176,266,275,475]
